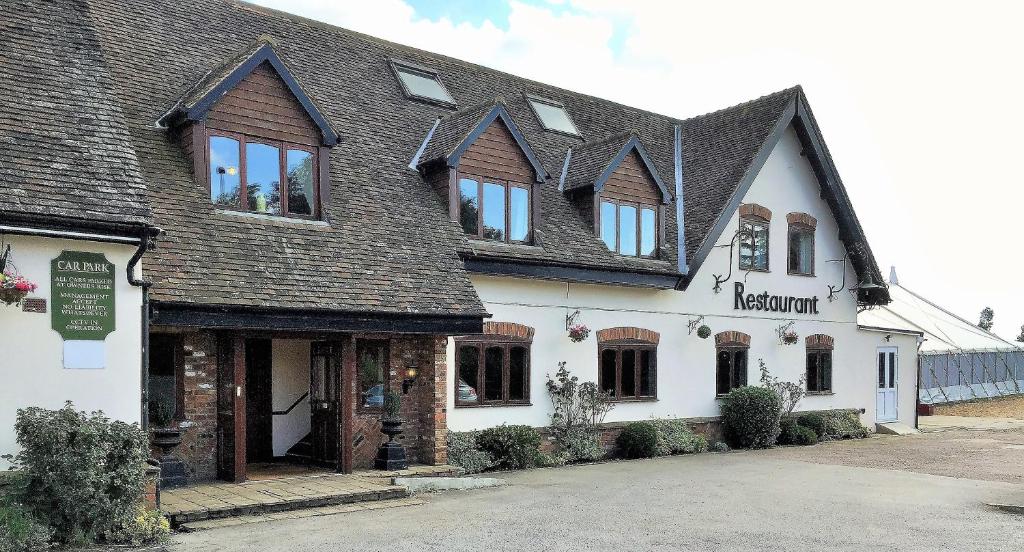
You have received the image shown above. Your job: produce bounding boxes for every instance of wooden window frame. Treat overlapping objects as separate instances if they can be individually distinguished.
[454,336,531,407]
[148,333,186,422]
[598,198,659,258]
[598,341,658,402]
[715,345,749,397]
[355,339,390,414]
[787,223,815,276]
[206,129,321,220]
[738,217,770,272]
[806,349,833,394]
[455,173,532,244]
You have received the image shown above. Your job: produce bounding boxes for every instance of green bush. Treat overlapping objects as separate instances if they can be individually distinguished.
[476,425,542,470]
[720,386,782,449]
[0,497,52,552]
[556,428,605,463]
[823,411,869,440]
[616,422,660,459]
[777,417,800,445]
[2,403,149,545]
[103,506,170,546]
[796,412,827,439]
[652,419,708,455]
[793,425,818,446]
[709,441,730,452]
[445,431,493,474]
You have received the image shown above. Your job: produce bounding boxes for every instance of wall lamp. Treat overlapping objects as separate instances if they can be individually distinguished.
[402,361,419,394]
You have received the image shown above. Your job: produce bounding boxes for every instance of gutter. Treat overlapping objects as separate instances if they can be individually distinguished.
[126,229,161,431]
[0,224,142,245]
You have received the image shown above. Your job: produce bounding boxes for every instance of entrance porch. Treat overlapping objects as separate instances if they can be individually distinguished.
[147,329,449,485]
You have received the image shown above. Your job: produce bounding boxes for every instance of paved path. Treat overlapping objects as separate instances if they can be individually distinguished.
[170,452,1024,552]
[919,415,1024,432]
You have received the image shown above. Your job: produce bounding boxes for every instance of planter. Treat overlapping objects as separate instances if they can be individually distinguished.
[374,418,408,470]
[0,288,28,306]
[150,428,187,488]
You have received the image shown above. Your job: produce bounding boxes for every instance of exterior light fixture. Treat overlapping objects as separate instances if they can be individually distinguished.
[402,362,419,394]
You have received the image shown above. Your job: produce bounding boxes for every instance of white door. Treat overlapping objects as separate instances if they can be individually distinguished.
[876,347,898,422]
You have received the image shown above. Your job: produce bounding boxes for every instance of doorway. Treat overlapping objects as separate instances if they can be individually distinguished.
[245,339,274,464]
[309,341,342,469]
[876,347,898,422]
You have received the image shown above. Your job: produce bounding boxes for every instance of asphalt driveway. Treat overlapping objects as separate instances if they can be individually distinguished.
[170,445,1024,552]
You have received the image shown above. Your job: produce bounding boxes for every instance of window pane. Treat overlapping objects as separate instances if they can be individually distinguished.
[484,346,504,401]
[621,349,636,398]
[789,229,813,274]
[601,348,617,397]
[509,346,528,401]
[458,345,480,404]
[639,349,654,397]
[246,142,281,214]
[458,178,479,235]
[396,67,454,104]
[878,353,886,387]
[619,204,637,256]
[889,352,896,388]
[716,350,732,395]
[286,150,315,215]
[640,208,656,256]
[529,99,578,135]
[807,353,819,392]
[357,342,386,408]
[600,201,616,251]
[209,136,240,207]
[148,335,178,421]
[509,186,529,242]
[738,222,754,269]
[733,350,748,389]
[819,352,827,391]
[752,224,768,269]
[482,182,506,241]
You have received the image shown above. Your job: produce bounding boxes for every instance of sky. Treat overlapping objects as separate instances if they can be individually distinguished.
[249,0,1024,341]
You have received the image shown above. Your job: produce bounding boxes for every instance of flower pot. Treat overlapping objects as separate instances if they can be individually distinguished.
[150,428,187,488]
[0,288,28,306]
[375,418,408,470]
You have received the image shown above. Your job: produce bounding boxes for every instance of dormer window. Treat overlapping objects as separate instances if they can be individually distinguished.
[527,95,579,136]
[458,176,531,243]
[600,200,657,257]
[392,60,456,107]
[208,132,319,218]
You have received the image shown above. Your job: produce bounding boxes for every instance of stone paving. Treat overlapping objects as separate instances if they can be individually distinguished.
[161,472,408,526]
[178,497,425,532]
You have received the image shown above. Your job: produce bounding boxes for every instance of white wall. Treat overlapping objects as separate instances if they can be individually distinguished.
[0,235,143,468]
[448,126,918,432]
[271,339,311,457]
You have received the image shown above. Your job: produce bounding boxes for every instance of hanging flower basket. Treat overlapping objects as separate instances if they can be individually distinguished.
[781,330,799,345]
[0,271,36,306]
[568,324,590,343]
[696,325,712,339]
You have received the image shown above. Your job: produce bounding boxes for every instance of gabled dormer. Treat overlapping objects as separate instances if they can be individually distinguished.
[414,100,547,244]
[160,39,340,220]
[561,133,670,258]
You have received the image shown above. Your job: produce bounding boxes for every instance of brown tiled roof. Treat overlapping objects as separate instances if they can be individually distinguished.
[0,0,151,232]
[3,0,886,313]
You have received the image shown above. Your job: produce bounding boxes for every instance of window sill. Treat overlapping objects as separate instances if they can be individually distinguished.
[740,267,770,273]
[805,391,834,396]
[787,270,815,277]
[609,397,658,404]
[466,238,542,251]
[454,402,533,409]
[216,209,330,227]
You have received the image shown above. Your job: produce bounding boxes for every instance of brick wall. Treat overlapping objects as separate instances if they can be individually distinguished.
[536,418,724,455]
[172,331,218,482]
[351,335,447,469]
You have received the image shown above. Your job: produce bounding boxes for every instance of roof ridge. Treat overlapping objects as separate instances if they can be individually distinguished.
[894,283,1023,349]
[683,86,802,123]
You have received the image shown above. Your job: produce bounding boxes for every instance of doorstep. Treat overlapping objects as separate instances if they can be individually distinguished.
[353,463,465,484]
[161,473,409,528]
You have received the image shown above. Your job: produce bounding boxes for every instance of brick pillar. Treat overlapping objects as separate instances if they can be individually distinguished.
[178,331,219,482]
[428,335,448,465]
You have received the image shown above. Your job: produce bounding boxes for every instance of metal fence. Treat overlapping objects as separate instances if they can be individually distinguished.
[919,350,1024,404]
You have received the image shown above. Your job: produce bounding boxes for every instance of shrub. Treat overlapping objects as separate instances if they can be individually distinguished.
[0,498,51,552]
[445,431,493,474]
[709,441,731,453]
[720,386,782,449]
[546,362,614,464]
[823,411,869,440]
[796,413,828,439]
[103,507,170,546]
[759,359,805,415]
[652,419,708,455]
[2,403,149,545]
[616,422,659,459]
[476,425,542,470]
[793,425,818,446]
[777,417,800,445]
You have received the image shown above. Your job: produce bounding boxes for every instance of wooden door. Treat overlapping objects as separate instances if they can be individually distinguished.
[309,342,341,468]
[245,339,273,463]
[217,336,247,482]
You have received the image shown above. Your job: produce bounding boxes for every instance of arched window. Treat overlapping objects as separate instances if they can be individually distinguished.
[806,334,834,393]
[715,331,750,395]
[787,213,817,276]
[454,322,533,407]
[597,327,659,401]
[738,204,771,271]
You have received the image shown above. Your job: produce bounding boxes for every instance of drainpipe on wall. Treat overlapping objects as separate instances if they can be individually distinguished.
[673,125,688,284]
[127,228,160,431]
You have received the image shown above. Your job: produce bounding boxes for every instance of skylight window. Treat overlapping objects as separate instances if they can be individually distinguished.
[392,60,455,106]
[527,95,579,136]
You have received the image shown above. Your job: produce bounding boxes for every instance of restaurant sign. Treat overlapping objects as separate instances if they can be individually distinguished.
[734,282,820,315]
[51,251,116,341]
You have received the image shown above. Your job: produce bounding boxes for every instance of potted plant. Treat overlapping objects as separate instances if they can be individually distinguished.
[0,270,36,306]
[568,324,590,343]
[149,401,187,487]
[374,390,408,470]
[696,325,712,339]
[781,330,799,345]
